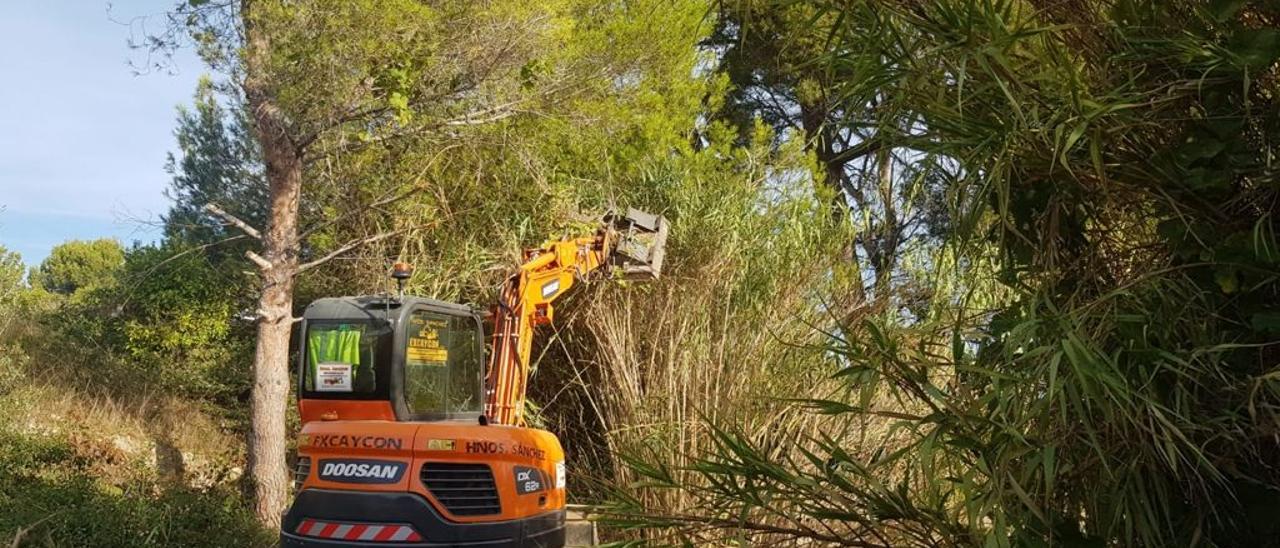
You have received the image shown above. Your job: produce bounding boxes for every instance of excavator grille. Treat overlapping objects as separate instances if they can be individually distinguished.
[293,456,312,491]
[420,463,502,516]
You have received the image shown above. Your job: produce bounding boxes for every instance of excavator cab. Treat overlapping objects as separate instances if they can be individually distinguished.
[297,297,486,424]
[282,210,667,547]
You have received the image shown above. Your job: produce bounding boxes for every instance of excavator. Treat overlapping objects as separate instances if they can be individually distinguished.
[280,209,668,547]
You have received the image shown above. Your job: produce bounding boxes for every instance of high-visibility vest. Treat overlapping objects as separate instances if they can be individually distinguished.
[307,327,362,390]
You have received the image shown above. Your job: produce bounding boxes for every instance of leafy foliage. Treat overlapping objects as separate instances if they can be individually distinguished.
[0,246,23,331]
[163,76,265,247]
[114,244,252,402]
[0,247,27,393]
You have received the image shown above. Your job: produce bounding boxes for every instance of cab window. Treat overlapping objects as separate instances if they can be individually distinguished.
[403,310,483,416]
[302,321,391,398]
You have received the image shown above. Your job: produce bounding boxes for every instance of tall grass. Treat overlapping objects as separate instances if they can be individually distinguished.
[527,124,857,516]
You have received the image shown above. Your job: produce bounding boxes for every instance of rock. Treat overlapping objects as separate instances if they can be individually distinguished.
[111,435,140,455]
[565,506,598,547]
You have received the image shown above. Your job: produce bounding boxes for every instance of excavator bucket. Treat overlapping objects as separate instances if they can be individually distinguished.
[606,208,669,280]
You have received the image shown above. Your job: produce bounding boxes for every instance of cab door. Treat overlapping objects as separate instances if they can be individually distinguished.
[395,306,486,422]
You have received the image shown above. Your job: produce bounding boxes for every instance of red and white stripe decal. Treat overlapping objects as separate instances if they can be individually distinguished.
[295,519,423,542]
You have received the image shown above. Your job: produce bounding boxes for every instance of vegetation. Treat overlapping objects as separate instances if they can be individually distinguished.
[31,239,124,296]
[602,1,1280,546]
[0,240,265,545]
[2,0,1278,546]
[0,383,271,547]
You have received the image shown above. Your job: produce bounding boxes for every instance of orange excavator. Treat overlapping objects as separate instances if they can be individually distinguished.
[281,210,667,547]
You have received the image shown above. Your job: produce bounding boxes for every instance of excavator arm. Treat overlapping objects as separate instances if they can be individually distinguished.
[485,209,668,425]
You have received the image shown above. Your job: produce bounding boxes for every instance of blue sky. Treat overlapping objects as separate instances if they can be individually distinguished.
[0,1,203,267]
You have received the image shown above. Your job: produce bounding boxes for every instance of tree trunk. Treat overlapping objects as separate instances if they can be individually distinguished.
[241,0,304,528]
[247,292,293,528]
[797,100,868,321]
[872,146,897,297]
[245,146,302,528]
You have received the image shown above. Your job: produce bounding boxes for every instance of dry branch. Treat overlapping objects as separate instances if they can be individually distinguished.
[297,228,410,273]
[203,203,262,240]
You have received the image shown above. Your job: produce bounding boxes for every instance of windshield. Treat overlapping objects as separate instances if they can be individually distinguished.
[403,310,483,416]
[302,321,392,399]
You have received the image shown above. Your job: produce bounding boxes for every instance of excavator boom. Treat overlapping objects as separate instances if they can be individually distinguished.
[485,209,668,425]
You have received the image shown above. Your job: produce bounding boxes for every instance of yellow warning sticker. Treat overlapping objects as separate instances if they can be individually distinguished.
[407,317,448,365]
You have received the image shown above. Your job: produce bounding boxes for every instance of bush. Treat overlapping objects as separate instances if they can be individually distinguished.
[23,242,252,407]
[0,246,27,394]
[114,244,253,404]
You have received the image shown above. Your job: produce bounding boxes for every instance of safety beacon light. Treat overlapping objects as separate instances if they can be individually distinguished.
[391,262,413,298]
